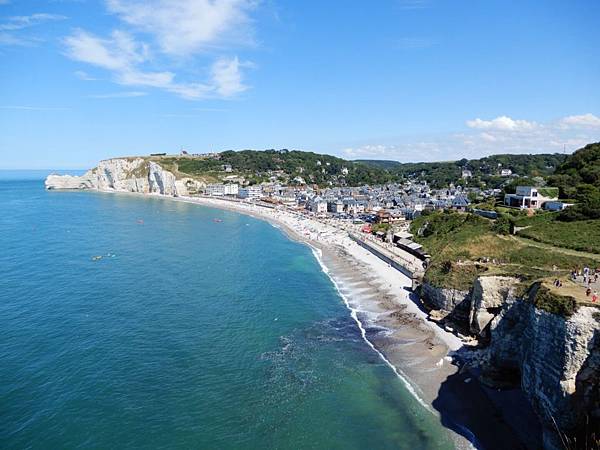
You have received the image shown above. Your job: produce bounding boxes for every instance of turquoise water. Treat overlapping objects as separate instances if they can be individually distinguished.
[1,176,454,449]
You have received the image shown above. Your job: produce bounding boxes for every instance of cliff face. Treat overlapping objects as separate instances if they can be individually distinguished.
[469,276,517,336]
[423,276,600,449]
[421,282,470,312]
[484,295,599,449]
[45,158,197,196]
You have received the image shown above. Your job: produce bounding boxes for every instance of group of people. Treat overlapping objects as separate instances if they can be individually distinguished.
[569,266,600,302]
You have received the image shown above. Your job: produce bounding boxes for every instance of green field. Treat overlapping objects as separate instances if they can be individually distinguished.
[516,217,600,254]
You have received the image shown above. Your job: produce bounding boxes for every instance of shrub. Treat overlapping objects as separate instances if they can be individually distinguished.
[493,216,513,235]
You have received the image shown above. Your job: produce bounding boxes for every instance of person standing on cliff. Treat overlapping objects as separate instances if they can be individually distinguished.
[583,265,590,283]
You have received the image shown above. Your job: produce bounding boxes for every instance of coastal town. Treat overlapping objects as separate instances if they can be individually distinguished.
[193,155,569,263]
[43,144,600,449]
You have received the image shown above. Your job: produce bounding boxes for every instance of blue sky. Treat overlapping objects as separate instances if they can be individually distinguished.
[1,0,599,169]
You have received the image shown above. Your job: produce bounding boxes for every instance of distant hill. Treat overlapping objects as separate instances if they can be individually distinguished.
[358,153,567,189]
[354,159,403,170]
[147,147,595,190]
[548,142,600,220]
[159,149,393,187]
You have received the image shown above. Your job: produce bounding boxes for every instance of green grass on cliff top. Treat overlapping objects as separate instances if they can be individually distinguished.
[516,217,600,254]
[410,211,598,291]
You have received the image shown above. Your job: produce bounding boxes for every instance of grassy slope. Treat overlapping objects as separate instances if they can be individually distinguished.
[512,212,600,254]
[410,211,598,291]
[518,219,600,254]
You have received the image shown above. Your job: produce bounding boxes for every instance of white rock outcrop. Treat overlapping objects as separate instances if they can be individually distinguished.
[45,169,98,190]
[421,282,471,312]
[148,161,178,196]
[96,158,150,192]
[469,276,518,335]
[45,158,182,196]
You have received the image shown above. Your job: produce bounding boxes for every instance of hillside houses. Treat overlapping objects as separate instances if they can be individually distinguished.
[200,175,499,222]
[504,186,559,210]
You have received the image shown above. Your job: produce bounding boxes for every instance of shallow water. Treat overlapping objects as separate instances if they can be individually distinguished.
[0,175,454,449]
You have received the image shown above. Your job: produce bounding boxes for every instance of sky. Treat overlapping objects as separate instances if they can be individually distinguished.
[1,0,599,169]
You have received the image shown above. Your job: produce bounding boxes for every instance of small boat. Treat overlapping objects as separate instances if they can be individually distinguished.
[213,218,223,223]
[91,255,103,261]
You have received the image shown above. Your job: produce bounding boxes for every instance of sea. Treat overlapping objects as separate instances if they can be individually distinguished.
[1,171,454,449]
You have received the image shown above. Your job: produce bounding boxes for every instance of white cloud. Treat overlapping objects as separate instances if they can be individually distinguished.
[559,113,600,129]
[339,113,600,162]
[88,91,148,98]
[64,29,250,99]
[64,29,147,72]
[0,105,68,110]
[106,0,256,56]
[343,142,444,160]
[211,56,248,96]
[74,70,99,80]
[479,132,498,142]
[466,115,537,131]
[63,1,255,99]
[0,13,66,46]
[0,13,66,31]
[0,31,34,46]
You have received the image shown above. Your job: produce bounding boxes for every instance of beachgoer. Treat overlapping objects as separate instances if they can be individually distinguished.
[586,287,592,297]
[592,292,598,303]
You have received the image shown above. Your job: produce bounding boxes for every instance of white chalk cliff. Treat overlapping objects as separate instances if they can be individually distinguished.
[422,276,600,449]
[45,158,199,196]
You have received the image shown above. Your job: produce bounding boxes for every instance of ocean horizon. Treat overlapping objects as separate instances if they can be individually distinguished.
[1,175,455,449]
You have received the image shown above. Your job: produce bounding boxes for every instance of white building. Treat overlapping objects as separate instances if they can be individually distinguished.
[500,169,512,177]
[205,184,226,196]
[224,184,239,196]
[504,186,558,209]
[238,185,263,200]
[205,183,239,196]
[308,196,328,214]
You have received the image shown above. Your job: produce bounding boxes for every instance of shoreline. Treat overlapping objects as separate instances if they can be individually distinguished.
[141,193,476,446]
[92,190,537,450]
